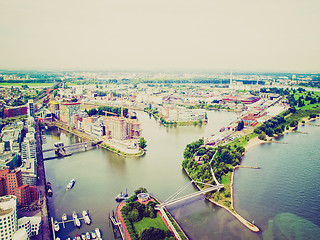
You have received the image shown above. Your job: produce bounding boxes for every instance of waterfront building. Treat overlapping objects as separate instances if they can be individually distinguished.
[161,106,206,122]
[0,195,18,240]
[63,102,81,126]
[91,117,105,137]
[106,116,141,141]
[20,133,37,186]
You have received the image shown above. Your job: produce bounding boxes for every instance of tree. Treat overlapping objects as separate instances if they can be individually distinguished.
[237,121,244,131]
[140,137,147,149]
[265,128,274,137]
[134,187,147,195]
[53,89,58,98]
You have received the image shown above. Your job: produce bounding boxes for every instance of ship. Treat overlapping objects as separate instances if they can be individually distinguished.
[62,213,67,221]
[115,189,128,202]
[53,220,60,232]
[82,210,91,225]
[66,179,76,190]
[95,228,101,238]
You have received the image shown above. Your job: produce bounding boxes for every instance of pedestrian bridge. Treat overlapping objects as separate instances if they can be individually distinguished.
[156,180,223,209]
[42,140,102,153]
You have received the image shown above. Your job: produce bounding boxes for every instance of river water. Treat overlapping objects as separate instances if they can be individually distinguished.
[43,111,320,240]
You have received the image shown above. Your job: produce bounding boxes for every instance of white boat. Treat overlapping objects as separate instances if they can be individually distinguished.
[62,213,67,221]
[66,238,71,240]
[86,232,91,240]
[95,228,101,238]
[82,210,91,225]
[53,220,59,232]
[81,233,86,240]
[74,217,81,227]
[91,230,96,239]
[56,238,61,240]
[72,211,78,219]
[66,179,76,190]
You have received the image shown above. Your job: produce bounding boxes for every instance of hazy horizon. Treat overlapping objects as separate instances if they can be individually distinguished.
[1,0,319,73]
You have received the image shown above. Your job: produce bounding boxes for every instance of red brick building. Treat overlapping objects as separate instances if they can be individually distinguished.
[15,184,31,206]
[0,169,37,206]
[3,106,28,118]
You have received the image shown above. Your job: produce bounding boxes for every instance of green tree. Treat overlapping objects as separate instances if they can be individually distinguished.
[237,120,244,131]
[134,187,147,195]
[140,137,147,149]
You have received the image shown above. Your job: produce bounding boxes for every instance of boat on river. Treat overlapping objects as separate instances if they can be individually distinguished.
[82,210,91,224]
[95,228,101,238]
[86,232,91,240]
[62,213,67,221]
[81,233,86,240]
[74,217,81,227]
[53,220,59,232]
[115,189,128,202]
[72,211,78,219]
[66,179,76,190]
[91,230,96,239]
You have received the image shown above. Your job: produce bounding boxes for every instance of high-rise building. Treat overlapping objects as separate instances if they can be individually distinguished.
[27,100,35,118]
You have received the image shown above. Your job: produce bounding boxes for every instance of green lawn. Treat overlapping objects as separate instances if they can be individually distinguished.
[133,214,169,235]
[0,82,52,87]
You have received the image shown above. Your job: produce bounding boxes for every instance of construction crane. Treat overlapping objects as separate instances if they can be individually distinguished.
[128,107,132,139]
[104,111,118,139]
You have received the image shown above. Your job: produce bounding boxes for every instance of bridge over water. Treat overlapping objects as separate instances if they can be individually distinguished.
[155,180,224,240]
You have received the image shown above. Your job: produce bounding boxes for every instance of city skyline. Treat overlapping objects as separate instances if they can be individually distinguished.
[1,0,320,73]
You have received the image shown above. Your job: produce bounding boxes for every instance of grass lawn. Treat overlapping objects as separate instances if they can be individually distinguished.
[0,82,52,87]
[133,214,169,235]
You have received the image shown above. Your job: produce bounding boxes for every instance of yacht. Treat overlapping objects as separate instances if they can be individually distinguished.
[91,230,96,239]
[66,179,76,190]
[62,213,67,221]
[82,210,91,225]
[72,211,78,219]
[95,228,101,238]
[53,220,59,232]
[74,217,81,227]
[81,233,86,240]
[86,232,91,240]
[75,235,81,240]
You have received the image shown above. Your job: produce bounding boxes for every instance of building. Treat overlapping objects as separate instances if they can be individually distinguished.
[161,106,206,122]
[27,100,35,118]
[0,169,37,205]
[0,169,23,196]
[15,185,31,206]
[0,195,18,240]
[4,106,27,118]
[0,195,41,240]
[106,116,141,141]
[17,216,41,238]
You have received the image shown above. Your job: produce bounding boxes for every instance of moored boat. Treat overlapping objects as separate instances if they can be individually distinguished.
[86,232,91,240]
[75,235,81,240]
[91,230,96,239]
[95,228,101,238]
[82,210,91,225]
[62,213,67,221]
[53,220,59,232]
[74,217,81,227]
[81,233,86,240]
[72,211,78,219]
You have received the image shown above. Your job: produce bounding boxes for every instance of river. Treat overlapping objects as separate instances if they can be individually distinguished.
[43,111,320,240]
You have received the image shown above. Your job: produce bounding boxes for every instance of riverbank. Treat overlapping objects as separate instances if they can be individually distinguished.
[182,168,260,232]
[45,121,145,157]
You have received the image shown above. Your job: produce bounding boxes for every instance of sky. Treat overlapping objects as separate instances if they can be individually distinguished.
[0,0,319,73]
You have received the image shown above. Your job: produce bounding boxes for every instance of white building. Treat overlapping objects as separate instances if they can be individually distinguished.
[0,195,18,240]
[161,106,206,122]
[17,216,41,238]
[0,195,41,240]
